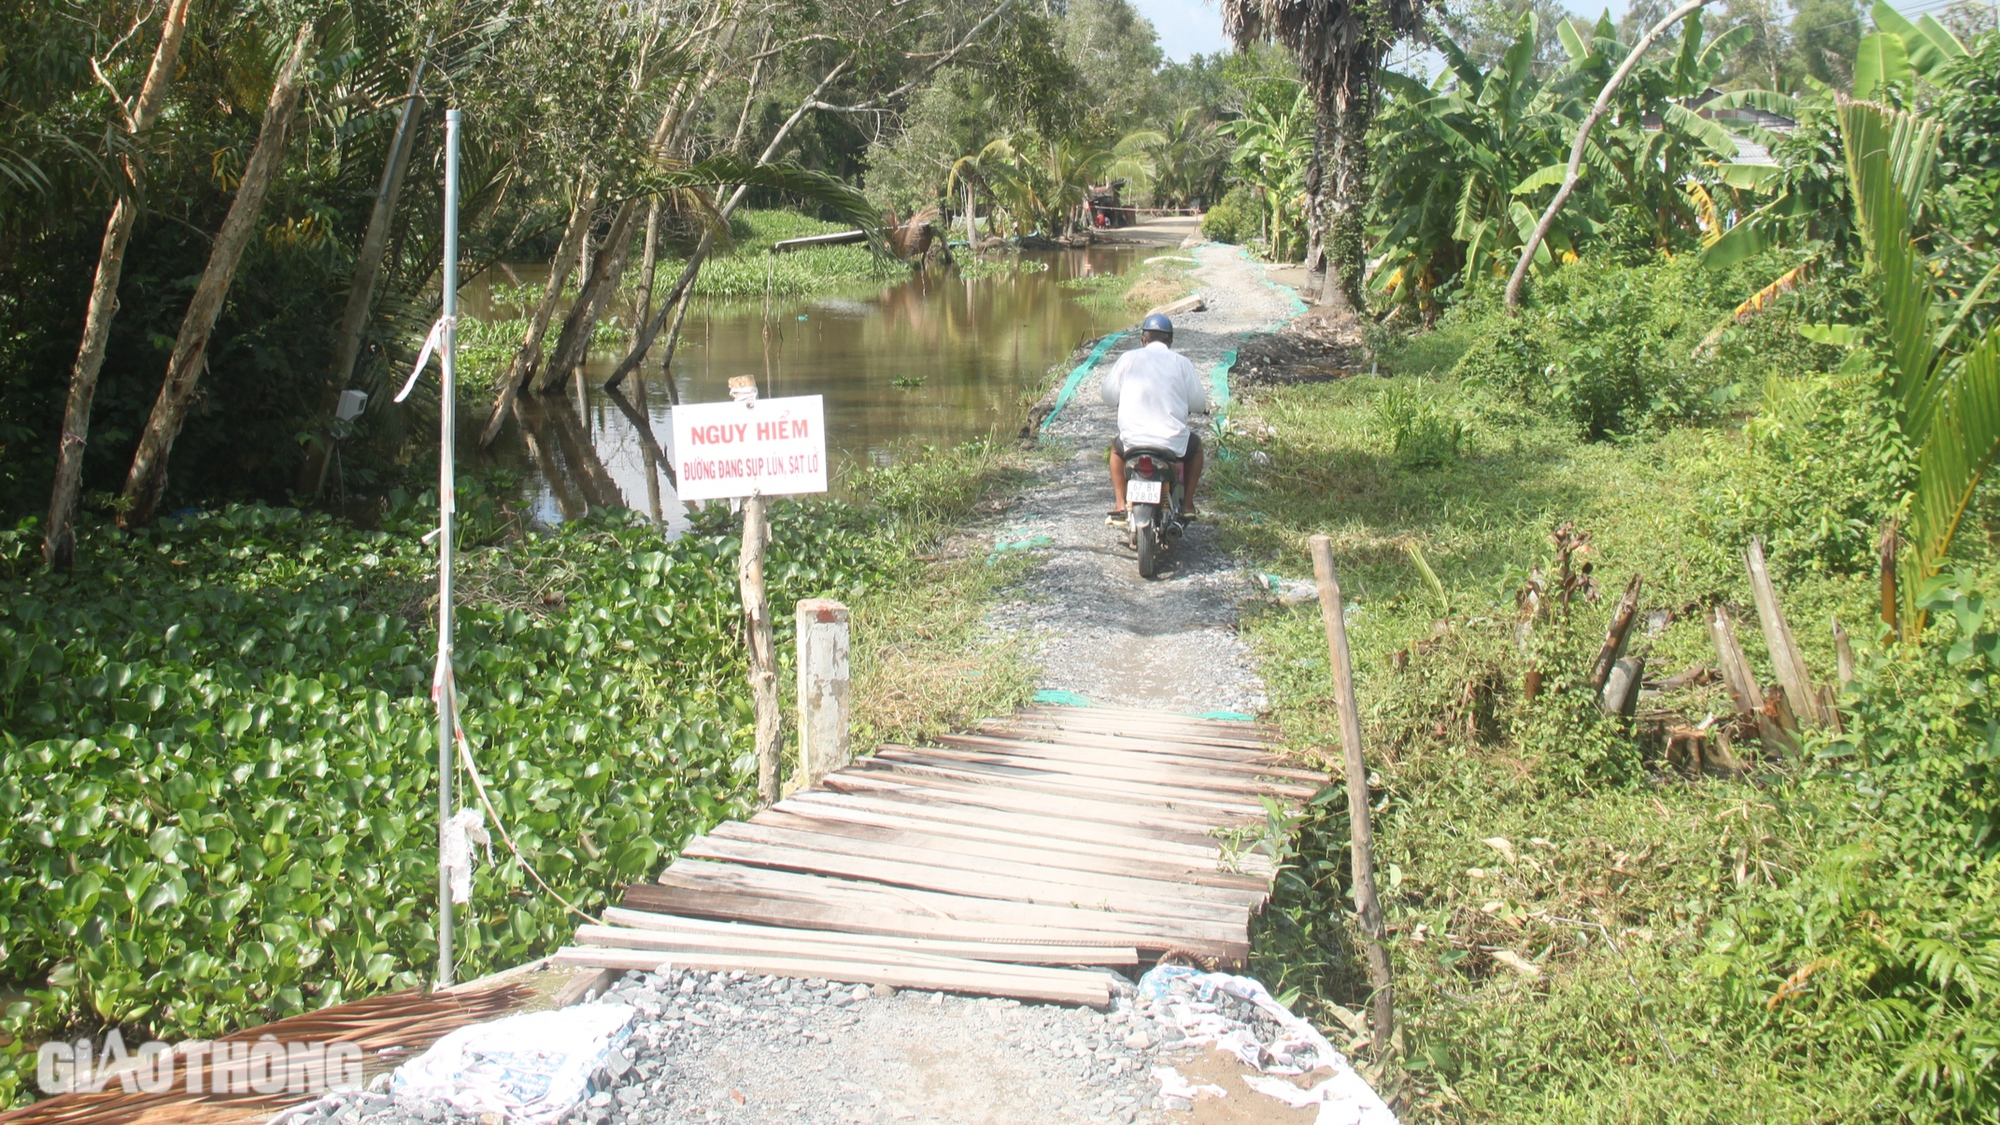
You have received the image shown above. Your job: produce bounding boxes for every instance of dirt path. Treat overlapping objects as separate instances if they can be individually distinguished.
[991,240,1304,715]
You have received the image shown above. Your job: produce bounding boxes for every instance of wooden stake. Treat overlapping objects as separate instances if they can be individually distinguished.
[1878,519,1899,633]
[1600,655,1645,718]
[1708,607,1760,715]
[796,599,852,789]
[733,376,782,805]
[1588,574,1643,694]
[1708,606,1796,757]
[1832,616,1855,688]
[1744,538,1827,728]
[1308,535,1394,1055]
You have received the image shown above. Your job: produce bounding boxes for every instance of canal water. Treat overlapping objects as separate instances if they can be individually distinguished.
[464,247,1150,526]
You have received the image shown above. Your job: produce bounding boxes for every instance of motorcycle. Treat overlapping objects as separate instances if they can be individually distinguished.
[1119,446,1186,579]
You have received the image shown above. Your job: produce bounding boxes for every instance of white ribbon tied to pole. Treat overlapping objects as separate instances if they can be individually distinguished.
[441,806,491,905]
[393,316,458,403]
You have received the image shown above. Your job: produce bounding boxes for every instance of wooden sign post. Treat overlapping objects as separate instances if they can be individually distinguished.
[673,380,829,806]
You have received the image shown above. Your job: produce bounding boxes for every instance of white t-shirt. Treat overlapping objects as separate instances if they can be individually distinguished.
[1099,341,1207,457]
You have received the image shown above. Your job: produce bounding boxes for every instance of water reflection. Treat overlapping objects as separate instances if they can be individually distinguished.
[470,247,1147,524]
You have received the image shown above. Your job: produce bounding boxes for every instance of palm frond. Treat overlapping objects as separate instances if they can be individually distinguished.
[1839,97,1938,413]
[1699,24,1757,70]
[1702,88,1799,118]
[634,156,884,253]
[1905,326,2000,599]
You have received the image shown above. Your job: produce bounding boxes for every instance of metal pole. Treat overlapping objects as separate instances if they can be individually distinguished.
[436,107,460,989]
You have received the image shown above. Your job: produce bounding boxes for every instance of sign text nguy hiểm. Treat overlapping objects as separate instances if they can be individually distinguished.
[670,394,828,501]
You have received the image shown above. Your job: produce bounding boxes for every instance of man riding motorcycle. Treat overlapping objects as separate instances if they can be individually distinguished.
[1101,313,1206,522]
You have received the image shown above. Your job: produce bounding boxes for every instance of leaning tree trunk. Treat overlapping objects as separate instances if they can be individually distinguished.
[1505,0,1712,311]
[44,0,194,567]
[298,51,429,500]
[476,184,598,448]
[537,197,644,393]
[604,57,856,391]
[634,197,662,342]
[118,21,316,528]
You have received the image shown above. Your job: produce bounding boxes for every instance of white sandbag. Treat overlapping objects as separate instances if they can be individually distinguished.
[390,1002,634,1123]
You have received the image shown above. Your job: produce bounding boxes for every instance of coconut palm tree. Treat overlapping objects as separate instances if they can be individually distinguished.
[970,129,1163,237]
[1149,108,1227,209]
[1224,0,1440,309]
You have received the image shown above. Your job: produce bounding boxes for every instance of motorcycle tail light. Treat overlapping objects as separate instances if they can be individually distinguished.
[1135,456,1155,475]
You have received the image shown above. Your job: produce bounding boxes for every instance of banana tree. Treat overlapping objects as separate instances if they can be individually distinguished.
[1370,10,1745,314]
[1835,97,2000,637]
[1220,80,1312,259]
[1698,0,1969,269]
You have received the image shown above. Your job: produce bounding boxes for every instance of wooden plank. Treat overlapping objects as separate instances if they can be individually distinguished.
[573,924,1129,981]
[554,947,1110,1007]
[857,754,1266,817]
[1018,703,1273,734]
[868,747,1271,813]
[822,770,1244,836]
[679,834,1253,922]
[1009,721,1278,749]
[1010,707,1277,747]
[649,860,1249,950]
[910,739,1323,798]
[617,882,1193,954]
[992,712,1272,748]
[597,908,1139,966]
[552,967,614,1007]
[938,732,1327,783]
[757,803,1271,889]
[991,718,1278,756]
[784,786,1253,863]
[711,818,1270,907]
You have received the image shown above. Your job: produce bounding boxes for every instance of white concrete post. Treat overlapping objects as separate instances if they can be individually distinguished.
[795,598,851,787]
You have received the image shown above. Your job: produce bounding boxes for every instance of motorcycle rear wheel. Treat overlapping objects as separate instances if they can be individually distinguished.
[1133,503,1159,578]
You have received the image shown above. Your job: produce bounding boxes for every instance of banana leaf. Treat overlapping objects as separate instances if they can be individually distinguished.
[1853,32,1911,98]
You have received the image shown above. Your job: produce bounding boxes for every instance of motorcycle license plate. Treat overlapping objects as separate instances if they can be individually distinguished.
[1128,480,1163,504]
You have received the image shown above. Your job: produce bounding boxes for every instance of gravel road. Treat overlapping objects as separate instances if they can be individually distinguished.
[297,968,1281,1125]
[990,239,1303,716]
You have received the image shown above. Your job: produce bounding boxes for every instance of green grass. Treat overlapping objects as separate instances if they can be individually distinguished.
[1216,355,1993,1119]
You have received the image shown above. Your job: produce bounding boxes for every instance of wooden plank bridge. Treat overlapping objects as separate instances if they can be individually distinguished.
[556,704,1324,1007]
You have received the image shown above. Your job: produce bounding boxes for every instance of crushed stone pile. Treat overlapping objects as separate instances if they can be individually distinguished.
[1232,307,1371,386]
[275,968,1207,1125]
